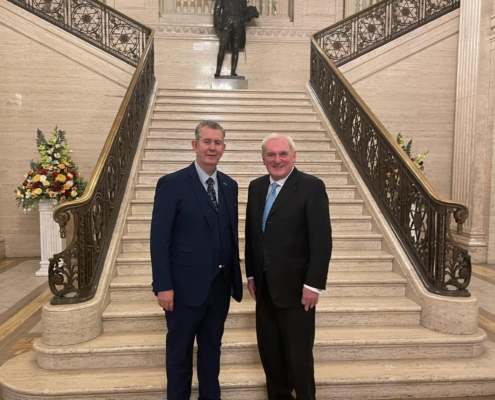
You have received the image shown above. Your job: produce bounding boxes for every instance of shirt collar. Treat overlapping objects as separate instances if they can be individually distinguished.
[269,167,294,188]
[194,161,218,184]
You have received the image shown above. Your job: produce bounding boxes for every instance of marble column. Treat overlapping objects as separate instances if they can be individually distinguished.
[36,200,66,277]
[451,0,492,263]
[487,4,495,263]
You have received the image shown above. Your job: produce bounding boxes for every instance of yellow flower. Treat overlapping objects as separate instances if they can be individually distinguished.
[70,190,77,198]
[43,180,50,187]
[32,174,40,182]
[55,174,67,183]
[34,188,43,195]
[67,173,73,179]
[16,190,23,198]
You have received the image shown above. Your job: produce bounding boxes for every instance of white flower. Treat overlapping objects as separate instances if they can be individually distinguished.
[54,153,60,158]
[66,180,74,188]
[25,192,31,199]
[40,175,47,182]
[55,144,60,149]
[24,173,28,179]
[47,149,53,154]
[47,156,52,161]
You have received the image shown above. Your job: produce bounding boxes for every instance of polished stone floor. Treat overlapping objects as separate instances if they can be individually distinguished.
[0,257,495,400]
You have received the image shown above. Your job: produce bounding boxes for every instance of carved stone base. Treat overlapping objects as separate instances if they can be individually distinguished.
[451,229,487,264]
[37,200,66,277]
[212,75,248,90]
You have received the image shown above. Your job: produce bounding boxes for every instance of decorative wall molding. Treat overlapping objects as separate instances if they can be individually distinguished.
[153,24,313,41]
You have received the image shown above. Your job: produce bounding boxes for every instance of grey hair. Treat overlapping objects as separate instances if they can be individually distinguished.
[261,133,296,154]
[194,120,226,142]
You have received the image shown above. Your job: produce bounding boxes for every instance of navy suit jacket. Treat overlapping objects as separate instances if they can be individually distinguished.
[150,163,243,307]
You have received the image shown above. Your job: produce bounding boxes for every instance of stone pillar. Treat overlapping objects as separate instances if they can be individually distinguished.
[451,0,492,263]
[487,3,495,263]
[36,200,66,277]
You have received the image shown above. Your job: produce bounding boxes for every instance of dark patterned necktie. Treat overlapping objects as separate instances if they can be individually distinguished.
[206,177,219,211]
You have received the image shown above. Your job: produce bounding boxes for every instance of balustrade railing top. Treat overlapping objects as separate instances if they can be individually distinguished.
[8,0,151,65]
[7,0,155,303]
[309,0,470,296]
[316,0,459,66]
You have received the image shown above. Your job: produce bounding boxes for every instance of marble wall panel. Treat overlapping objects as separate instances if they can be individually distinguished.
[154,36,311,90]
[341,24,459,199]
[0,21,129,257]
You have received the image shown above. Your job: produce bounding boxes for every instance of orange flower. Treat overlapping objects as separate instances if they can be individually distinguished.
[63,183,71,191]
[26,183,33,188]
[49,192,58,198]
[58,164,66,170]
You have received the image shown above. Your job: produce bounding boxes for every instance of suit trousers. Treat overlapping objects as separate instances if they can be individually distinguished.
[165,271,231,400]
[256,274,316,400]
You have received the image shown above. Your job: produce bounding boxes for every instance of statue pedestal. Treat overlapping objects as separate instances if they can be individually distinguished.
[212,76,248,90]
[36,200,66,277]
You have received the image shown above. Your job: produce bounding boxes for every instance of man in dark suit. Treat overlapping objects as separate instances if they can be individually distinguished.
[150,120,243,400]
[245,133,332,400]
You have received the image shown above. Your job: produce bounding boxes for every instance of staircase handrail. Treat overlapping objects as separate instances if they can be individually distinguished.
[7,0,150,66]
[315,0,460,67]
[309,3,470,296]
[7,0,156,303]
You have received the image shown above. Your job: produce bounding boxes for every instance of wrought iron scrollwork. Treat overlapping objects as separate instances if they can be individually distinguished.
[315,0,459,66]
[47,37,155,303]
[309,41,471,296]
[7,0,157,303]
[7,0,150,66]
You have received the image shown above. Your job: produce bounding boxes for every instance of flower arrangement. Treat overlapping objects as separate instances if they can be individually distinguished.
[397,133,429,171]
[15,127,87,212]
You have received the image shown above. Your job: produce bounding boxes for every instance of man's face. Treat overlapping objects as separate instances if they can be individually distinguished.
[262,137,296,181]
[192,126,226,171]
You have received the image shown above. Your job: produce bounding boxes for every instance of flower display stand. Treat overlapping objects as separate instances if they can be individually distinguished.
[36,200,66,277]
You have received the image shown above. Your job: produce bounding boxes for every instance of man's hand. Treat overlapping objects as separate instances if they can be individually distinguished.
[301,287,319,311]
[158,290,174,311]
[247,279,256,301]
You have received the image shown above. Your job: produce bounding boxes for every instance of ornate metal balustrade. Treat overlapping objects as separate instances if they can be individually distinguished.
[316,0,459,66]
[8,0,156,303]
[7,0,150,66]
[309,40,471,296]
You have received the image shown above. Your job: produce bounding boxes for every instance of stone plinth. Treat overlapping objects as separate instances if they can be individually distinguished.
[212,75,248,90]
[37,200,66,277]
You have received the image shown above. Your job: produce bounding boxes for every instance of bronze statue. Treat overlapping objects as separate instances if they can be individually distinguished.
[214,0,258,77]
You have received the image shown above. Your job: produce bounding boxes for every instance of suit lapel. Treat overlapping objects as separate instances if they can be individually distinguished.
[187,163,215,232]
[267,168,299,219]
[217,172,236,231]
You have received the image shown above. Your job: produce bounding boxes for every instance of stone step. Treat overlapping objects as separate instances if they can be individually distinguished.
[143,148,337,162]
[116,250,395,276]
[121,231,380,253]
[145,137,332,150]
[150,119,322,131]
[157,89,308,100]
[4,345,495,399]
[140,160,343,173]
[125,214,372,234]
[129,198,365,216]
[152,112,318,123]
[133,183,356,200]
[33,326,486,370]
[154,104,315,114]
[102,296,420,333]
[155,98,313,107]
[109,272,407,302]
[137,171,350,185]
[148,128,328,140]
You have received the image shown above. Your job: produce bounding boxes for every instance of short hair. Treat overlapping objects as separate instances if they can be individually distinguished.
[194,120,226,142]
[261,133,296,155]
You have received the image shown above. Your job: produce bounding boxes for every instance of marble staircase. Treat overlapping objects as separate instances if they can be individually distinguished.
[2,88,495,399]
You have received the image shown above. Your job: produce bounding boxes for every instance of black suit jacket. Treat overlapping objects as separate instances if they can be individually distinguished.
[150,163,243,307]
[244,168,332,308]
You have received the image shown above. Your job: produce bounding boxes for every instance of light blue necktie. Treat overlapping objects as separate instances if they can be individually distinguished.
[262,182,279,232]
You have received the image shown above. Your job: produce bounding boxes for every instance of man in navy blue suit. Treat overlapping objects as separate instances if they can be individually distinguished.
[150,120,243,400]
